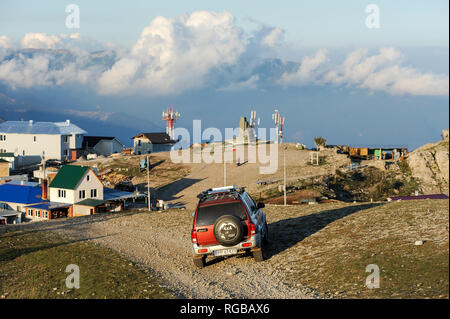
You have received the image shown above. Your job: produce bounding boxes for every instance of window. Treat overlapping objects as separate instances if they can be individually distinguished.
[58,189,66,198]
[87,175,90,181]
[36,211,40,218]
[64,136,69,143]
[44,212,48,219]
[23,150,25,156]
[196,202,248,227]
[0,135,5,141]
[28,209,32,216]
[91,189,97,198]
[33,136,37,142]
[79,190,85,199]
[64,149,68,156]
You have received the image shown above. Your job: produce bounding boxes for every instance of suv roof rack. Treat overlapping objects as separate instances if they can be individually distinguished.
[197,185,246,202]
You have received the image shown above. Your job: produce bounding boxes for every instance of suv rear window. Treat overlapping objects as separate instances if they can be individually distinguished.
[196,202,248,227]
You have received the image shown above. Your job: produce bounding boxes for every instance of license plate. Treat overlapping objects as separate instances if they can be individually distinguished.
[214,249,237,256]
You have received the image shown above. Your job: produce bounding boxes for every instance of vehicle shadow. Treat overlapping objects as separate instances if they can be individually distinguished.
[265,203,383,259]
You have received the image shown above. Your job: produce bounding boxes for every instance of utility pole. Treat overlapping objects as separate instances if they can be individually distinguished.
[223,148,227,186]
[147,155,150,211]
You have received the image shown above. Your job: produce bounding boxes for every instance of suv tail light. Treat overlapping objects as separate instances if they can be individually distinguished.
[191,229,198,243]
[249,222,256,235]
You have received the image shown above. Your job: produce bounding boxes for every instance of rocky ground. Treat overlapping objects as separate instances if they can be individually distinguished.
[6,198,447,299]
[407,138,449,195]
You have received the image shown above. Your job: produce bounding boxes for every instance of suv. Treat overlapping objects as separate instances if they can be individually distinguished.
[191,186,269,268]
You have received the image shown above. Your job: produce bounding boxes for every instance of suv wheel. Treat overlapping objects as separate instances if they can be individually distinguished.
[193,255,206,268]
[213,215,244,247]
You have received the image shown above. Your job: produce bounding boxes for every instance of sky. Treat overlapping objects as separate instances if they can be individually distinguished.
[1,0,448,48]
[0,1,448,149]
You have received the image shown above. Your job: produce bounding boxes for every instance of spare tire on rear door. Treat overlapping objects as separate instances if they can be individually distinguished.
[213,215,244,247]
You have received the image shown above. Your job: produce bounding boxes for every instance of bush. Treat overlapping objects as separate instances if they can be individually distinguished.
[314,137,327,149]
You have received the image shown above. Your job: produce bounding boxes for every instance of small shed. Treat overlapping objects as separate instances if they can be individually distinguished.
[83,136,124,157]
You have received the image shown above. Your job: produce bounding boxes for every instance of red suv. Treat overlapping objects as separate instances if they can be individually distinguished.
[191,186,269,268]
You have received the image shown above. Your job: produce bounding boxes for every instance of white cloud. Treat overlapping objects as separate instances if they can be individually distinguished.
[0,36,14,49]
[20,32,106,52]
[261,27,285,47]
[322,48,449,96]
[21,33,63,49]
[0,12,448,97]
[218,75,260,92]
[98,11,247,95]
[278,49,328,85]
[0,49,104,89]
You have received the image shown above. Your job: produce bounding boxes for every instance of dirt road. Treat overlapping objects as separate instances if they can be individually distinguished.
[53,208,325,299]
[13,203,362,299]
[156,145,349,210]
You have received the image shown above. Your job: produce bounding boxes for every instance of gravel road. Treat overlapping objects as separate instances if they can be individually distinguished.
[16,205,326,299]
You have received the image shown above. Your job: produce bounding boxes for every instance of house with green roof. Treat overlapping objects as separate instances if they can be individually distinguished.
[49,165,103,205]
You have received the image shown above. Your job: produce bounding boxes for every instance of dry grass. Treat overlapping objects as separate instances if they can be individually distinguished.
[0,227,174,299]
[266,199,449,298]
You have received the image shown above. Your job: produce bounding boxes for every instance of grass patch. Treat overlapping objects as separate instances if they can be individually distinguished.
[0,229,173,299]
[329,166,420,201]
[284,200,449,298]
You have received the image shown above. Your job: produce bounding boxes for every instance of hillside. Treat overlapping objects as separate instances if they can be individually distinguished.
[407,138,449,195]
[2,199,447,298]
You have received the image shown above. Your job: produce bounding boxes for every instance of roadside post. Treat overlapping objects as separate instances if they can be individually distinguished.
[147,155,150,211]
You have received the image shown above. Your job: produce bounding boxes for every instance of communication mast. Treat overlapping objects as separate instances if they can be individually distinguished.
[279,116,285,144]
[249,110,260,140]
[272,109,281,144]
[162,108,180,140]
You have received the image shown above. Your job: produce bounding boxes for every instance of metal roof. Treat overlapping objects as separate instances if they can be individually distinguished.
[131,132,175,144]
[104,188,146,200]
[0,184,42,204]
[83,136,117,148]
[27,201,72,210]
[0,120,87,135]
[0,153,15,158]
[6,181,39,187]
[74,198,106,207]
[49,165,89,190]
[388,194,448,201]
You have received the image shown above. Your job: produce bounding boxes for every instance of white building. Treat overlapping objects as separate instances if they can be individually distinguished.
[132,132,175,154]
[48,165,104,204]
[0,120,86,161]
[82,136,124,157]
